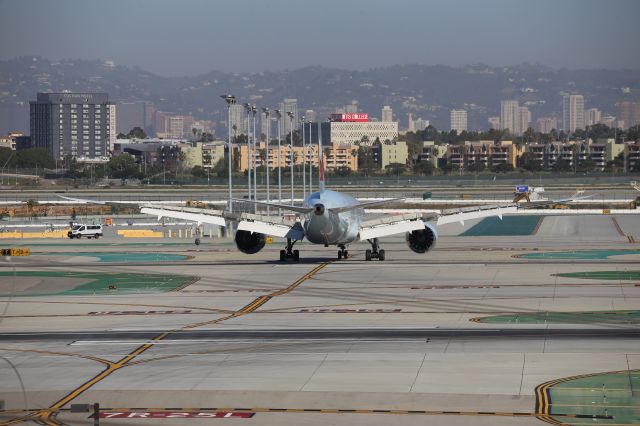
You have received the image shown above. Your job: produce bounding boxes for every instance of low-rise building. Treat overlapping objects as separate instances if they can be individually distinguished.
[624,141,640,172]
[375,141,408,169]
[202,141,226,170]
[418,141,447,167]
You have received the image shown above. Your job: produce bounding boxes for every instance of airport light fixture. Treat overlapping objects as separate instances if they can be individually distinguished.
[287,111,295,205]
[220,94,235,214]
[261,107,271,215]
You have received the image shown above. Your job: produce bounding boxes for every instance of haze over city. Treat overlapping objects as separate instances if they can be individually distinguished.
[2,0,640,75]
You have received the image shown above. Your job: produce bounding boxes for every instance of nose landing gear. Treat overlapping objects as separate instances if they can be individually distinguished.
[337,244,349,260]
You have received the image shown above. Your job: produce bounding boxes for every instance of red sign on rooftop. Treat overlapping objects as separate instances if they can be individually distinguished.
[330,113,369,122]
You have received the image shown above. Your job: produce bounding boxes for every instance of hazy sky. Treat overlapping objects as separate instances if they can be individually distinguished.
[1,0,639,76]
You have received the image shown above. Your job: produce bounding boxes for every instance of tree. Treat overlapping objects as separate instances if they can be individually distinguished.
[491,163,514,173]
[213,157,228,178]
[552,158,572,172]
[467,161,486,172]
[520,151,543,172]
[191,165,207,178]
[413,161,434,176]
[16,148,55,169]
[127,127,147,139]
[577,159,598,173]
[385,162,406,175]
[108,153,140,180]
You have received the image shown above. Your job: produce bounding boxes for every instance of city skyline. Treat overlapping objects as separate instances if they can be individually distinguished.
[1,0,639,77]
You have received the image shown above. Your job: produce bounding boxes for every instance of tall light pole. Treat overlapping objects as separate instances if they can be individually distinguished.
[261,107,271,215]
[287,111,295,205]
[301,117,306,199]
[244,103,252,201]
[220,94,235,214]
[274,109,282,211]
[251,104,257,206]
[309,120,313,193]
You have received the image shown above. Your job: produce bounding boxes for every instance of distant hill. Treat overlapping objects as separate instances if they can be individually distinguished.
[1,56,639,134]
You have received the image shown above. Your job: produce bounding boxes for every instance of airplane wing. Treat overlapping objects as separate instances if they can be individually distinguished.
[436,204,518,225]
[232,199,314,214]
[330,198,402,214]
[57,195,228,227]
[237,213,305,240]
[140,204,227,227]
[359,212,426,240]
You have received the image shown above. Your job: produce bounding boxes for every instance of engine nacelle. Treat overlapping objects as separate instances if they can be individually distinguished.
[234,230,266,254]
[406,223,437,254]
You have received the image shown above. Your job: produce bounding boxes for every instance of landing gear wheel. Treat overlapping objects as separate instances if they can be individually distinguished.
[365,249,372,261]
[293,250,300,261]
[338,251,343,260]
[343,250,348,259]
[194,238,200,246]
[279,250,286,261]
[378,249,386,261]
[280,238,300,261]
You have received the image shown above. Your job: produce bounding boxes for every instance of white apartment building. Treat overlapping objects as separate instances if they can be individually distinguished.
[562,94,585,133]
[450,109,467,133]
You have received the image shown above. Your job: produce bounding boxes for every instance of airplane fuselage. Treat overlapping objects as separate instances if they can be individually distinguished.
[301,189,362,246]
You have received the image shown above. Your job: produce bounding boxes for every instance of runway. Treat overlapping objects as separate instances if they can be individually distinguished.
[1,214,639,425]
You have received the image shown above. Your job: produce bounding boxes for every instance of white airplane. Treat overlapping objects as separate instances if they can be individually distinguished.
[62,156,591,262]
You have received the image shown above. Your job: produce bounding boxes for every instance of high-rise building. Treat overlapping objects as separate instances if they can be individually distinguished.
[407,113,415,132]
[584,108,601,126]
[30,92,115,160]
[562,94,585,133]
[517,106,530,135]
[450,109,468,133]
[229,103,247,136]
[536,117,558,134]
[616,102,640,129]
[279,98,298,137]
[304,109,317,123]
[500,100,519,135]
[488,116,500,130]
[381,106,393,122]
[414,118,430,131]
[345,101,358,114]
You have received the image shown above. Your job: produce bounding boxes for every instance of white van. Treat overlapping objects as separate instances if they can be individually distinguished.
[68,224,103,239]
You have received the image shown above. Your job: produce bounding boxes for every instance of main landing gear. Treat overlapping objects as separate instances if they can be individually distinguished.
[365,238,385,261]
[337,244,349,260]
[280,238,300,262]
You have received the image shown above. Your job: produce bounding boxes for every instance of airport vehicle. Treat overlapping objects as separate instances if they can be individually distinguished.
[60,149,589,261]
[67,224,103,239]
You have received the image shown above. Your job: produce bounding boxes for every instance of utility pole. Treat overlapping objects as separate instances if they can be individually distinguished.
[274,109,282,214]
[244,103,252,201]
[262,107,271,215]
[287,111,295,205]
[220,94,236,214]
[252,104,257,207]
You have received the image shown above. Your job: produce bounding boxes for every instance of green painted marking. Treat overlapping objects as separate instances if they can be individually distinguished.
[555,271,640,280]
[548,371,640,424]
[34,252,189,263]
[518,250,640,260]
[475,310,640,324]
[0,271,196,297]
[461,216,541,236]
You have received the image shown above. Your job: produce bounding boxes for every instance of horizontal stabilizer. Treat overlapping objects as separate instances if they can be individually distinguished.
[232,199,314,214]
[330,198,402,214]
[237,213,305,239]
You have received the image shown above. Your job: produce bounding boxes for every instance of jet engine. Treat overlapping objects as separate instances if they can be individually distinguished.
[406,223,437,254]
[234,230,266,254]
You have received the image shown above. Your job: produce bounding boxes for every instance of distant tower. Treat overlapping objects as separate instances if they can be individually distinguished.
[407,113,415,132]
[381,105,393,122]
[500,100,519,134]
[562,94,585,133]
[279,98,298,136]
[450,109,468,133]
